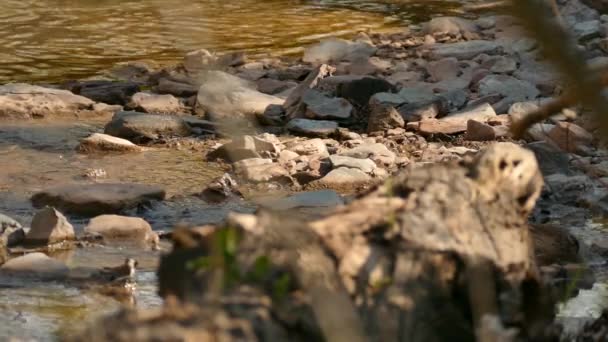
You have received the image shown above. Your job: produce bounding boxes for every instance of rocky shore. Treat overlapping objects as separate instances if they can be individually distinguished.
[4,0,608,340]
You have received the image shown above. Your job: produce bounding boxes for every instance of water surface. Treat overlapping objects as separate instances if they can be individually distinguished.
[0,0,463,83]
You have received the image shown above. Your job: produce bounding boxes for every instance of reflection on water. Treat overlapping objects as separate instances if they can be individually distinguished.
[0,0,462,83]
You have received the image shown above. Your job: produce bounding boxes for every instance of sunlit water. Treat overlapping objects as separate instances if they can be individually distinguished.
[0,0,463,83]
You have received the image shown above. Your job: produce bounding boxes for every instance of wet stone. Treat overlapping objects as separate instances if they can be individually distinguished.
[85,215,157,246]
[26,207,75,246]
[104,111,191,142]
[0,213,25,247]
[31,183,166,216]
[78,133,143,153]
[302,90,353,120]
[128,92,183,114]
[286,118,338,137]
[0,253,69,279]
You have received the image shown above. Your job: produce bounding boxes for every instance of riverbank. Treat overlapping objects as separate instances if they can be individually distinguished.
[3,0,608,340]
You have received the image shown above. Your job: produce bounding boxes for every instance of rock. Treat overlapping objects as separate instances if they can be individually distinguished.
[69,80,140,106]
[128,92,183,114]
[303,38,377,64]
[426,57,460,82]
[424,17,478,36]
[286,138,329,157]
[78,133,143,153]
[341,57,392,75]
[286,118,338,137]
[385,71,424,85]
[526,141,572,176]
[257,190,344,210]
[547,122,594,154]
[336,77,396,108]
[85,215,157,246]
[183,49,218,74]
[0,253,69,279]
[513,59,558,96]
[427,40,501,60]
[26,207,75,245]
[315,167,372,185]
[0,83,97,119]
[301,90,352,120]
[234,160,291,183]
[478,75,540,113]
[367,103,405,133]
[481,56,518,73]
[573,20,601,40]
[31,183,166,216]
[157,78,198,97]
[464,120,496,141]
[370,87,437,108]
[0,213,25,247]
[339,143,396,166]
[284,64,335,109]
[415,103,497,135]
[195,71,283,119]
[257,78,296,95]
[200,173,241,203]
[207,135,280,162]
[104,111,191,142]
[329,155,376,173]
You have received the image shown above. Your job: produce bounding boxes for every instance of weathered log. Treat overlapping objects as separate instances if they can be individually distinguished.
[73,143,557,341]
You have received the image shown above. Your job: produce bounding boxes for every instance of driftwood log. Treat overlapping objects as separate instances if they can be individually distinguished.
[73,143,559,341]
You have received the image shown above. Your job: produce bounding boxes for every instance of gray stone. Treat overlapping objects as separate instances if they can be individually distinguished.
[0,83,97,119]
[78,133,143,153]
[426,57,460,82]
[234,160,291,183]
[481,56,518,73]
[341,57,392,75]
[526,141,572,176]
[0,253,69,279]
[0,213,25,247]
[573,20,601,40]
[336,77,396,108]
[207,135,280,162]
[256,78,296,95]
[415,103,497,135]
[286,118,338,137]
[104,111,191,141]
[427,40,501,60]
[547,122,594,154]
[257,190,344,210]
[303,38,377,64]
[424,17,478,36]
[31,183,166,216]
[70,80,140,106]
[195,71,283,119]
[478,75,539,113]
[183,49,218,74]
[329,155,376,173]
[301,90,352,120]
[316,167,372,185]
[129,92,183,114]
[286,138,329,157]
[367,103,405,133]
[85,215,157,246]
[464,120,496,141]
[370,87,437,107]
[26,207,75,245]
[339,143,396,166]
[157,78,198,97]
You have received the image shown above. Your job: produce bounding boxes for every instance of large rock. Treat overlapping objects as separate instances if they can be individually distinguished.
[233,159,291,183]
[285,138,329,157]
[370,87,437,108]
[157,78,198,97]
[207,135,280,162]
[104,111,191,141]
[31,183,166,216]
[302,90,352,120]
[414,103,497,135]
[426,58,461,82]
[336,77,396,108]
[68,80,140,106]
[339,143,396,166]
[302,38,377,64]
[478,75,540,113]
[367,103,405,133]
[286,118,338,137]
[329,155,377,174]
[26,207,75,245]
[0,83,97,119]
[128,92,183,114]
[256,190,344,211]
[424,17,478,36]
[0,253,69,279]
[195,71,283,119]
[85,215,157,246]
[0,213,25,247]
[427,40,501,60]
[284,64,335,110]
[547,122,594,154]
[315,167,372,186]
[78,133,143,153]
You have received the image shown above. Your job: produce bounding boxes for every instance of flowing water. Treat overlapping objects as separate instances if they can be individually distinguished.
[0,0,464,83]
[0,0,469,340]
